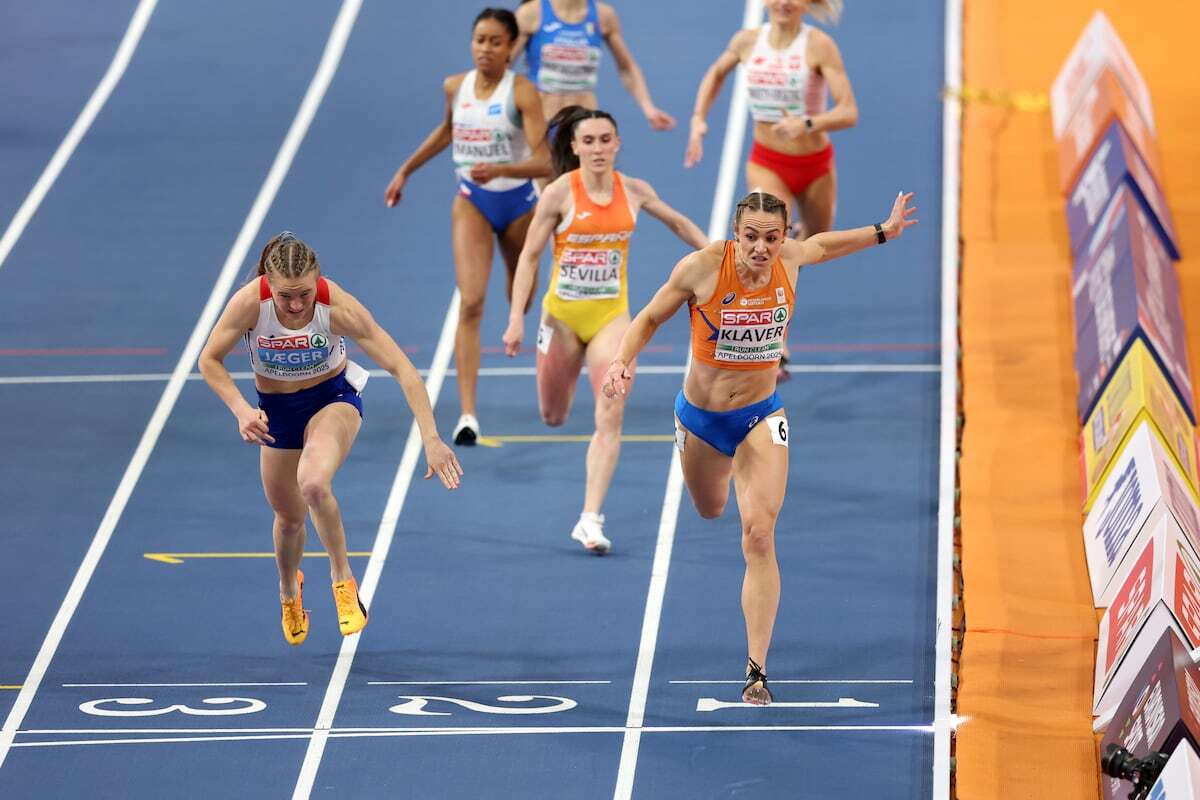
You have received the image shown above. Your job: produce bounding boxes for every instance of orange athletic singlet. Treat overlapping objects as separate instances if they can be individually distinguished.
[689,241,796,370]
[542,170,636,343]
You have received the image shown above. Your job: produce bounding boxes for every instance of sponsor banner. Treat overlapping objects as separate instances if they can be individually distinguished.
[1094,511,1200,718]
[1100,628,1200,800]
[1085,421,1200,607]
[1050,11,1156,140]
[1072,187,1193,422]
[1148,740,1200,800]
[1081,339,1198,511]
[1057,68,1163,193]
[1067,121,1180,261]
[715,306,790,363]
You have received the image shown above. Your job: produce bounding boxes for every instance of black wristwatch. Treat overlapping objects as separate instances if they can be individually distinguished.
[804,116,814,131]
[873,223,887,244]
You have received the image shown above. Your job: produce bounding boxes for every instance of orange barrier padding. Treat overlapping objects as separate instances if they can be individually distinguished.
[956,1,1199,797]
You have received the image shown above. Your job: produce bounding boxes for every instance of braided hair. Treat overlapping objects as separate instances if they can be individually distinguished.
[255,231,320,279]
[734,192,789,229]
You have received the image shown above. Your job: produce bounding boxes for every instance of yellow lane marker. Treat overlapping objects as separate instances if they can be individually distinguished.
[476,434,674,447]
[943,85,1048,112]
[143,551,372,565]
[1,686,21,690]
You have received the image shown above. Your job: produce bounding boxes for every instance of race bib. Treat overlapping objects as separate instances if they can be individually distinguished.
[714,305,789,362]
[555,248,622,301]
[768,415,789,447]
[537,42,601,93]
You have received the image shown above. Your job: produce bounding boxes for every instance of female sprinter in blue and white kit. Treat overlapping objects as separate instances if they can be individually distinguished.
[515,0,674,131]
[200,233,462,645]
[602,190,916,703]
[385,8,551,446]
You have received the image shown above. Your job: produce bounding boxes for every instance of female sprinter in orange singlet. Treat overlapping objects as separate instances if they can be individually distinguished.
[603,190,916,703]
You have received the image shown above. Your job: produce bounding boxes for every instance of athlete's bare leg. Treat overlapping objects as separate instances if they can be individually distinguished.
[499,210,536,312]
[296,401,362,583]
[451,195,497,418]
[582,314,634,514]
[731,413,789,682]
[535,313,585,426]
[260,447,306,601]
[797,167,837,236]
[678,421,735,519]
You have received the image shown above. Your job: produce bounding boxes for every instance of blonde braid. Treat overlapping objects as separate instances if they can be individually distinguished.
[256,231,320,278]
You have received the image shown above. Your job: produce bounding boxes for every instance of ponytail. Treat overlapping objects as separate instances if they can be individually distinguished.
[547,105,619,178]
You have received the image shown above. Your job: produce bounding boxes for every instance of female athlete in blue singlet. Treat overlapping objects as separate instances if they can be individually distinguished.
[515,0,675,131]
[385,8,551,446]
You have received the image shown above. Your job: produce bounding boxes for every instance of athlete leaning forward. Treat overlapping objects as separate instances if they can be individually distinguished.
[602,190,916,703]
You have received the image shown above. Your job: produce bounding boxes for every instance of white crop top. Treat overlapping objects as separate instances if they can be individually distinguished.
[452,69,530,192]
[743,24,827,124]
[246,276,348,382]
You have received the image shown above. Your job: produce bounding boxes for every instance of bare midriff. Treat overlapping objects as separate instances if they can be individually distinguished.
[683,361,778,412]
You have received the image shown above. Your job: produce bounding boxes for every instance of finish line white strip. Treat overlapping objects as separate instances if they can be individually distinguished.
[291,289,460,799]
[0,0,159,274]
[0,0,362,772]
[612,2,762,797]
[14,723,934,749]
[62,683,306,688]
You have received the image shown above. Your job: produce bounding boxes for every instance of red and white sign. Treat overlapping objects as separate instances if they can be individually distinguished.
[1050,11,1155,140]
[1095,511,1200,718]
[1085,421,1200,606]
[1056,67,1163,193]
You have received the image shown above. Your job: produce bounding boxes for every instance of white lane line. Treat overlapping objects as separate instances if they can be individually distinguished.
[670,679,913,685]
[291,290,460,799]
[696,697,879,712]
[0,0,363,772]
[62,683,306,688]
[14,723,935,748]
[366,681,611,686]
[0,0,159,274]
[0,363,940,385]
[613,3,763,798]
[935,0,963,797]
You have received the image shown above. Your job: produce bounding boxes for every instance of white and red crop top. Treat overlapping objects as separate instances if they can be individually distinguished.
[743,24,827,124]
[246,276,347,382]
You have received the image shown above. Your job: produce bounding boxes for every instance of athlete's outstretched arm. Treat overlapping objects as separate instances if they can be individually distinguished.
[468,75,552,184]
[603,250,709,398]
[599,4,674,131]
[502,177,570,356]
[685,29,754,168]
[329,283,463,489]
[385,75,459,207]
[788,191,917,267]
[627,177,708,251]
[199,284,274,445]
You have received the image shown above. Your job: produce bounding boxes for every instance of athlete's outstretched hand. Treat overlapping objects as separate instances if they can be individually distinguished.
[384,172,407,208]
[881,191,918,240]
[423,438,463,490]
[237,407,274,446]
[502,317,523,358]
[645,105,677,131]
[684,118,707,167]
[601,358,632,400]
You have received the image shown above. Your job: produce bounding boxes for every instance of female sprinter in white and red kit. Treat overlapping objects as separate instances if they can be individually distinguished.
[200,233,462,645]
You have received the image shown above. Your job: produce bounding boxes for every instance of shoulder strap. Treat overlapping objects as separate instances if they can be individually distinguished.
[316,277,331,305]
[259,275,272,301]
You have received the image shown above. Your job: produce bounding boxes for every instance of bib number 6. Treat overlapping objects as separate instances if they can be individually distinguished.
[769,417,789,447]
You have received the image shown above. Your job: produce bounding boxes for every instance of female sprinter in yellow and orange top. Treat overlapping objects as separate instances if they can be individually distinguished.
[602,190,916,703]
[502,106,707,553]
[199,233,462,646]
[385,8,551,446]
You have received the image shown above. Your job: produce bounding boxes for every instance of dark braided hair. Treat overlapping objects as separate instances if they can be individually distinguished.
[734,192,789,229]
[255,231,320,279]
[547,105,618,178]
